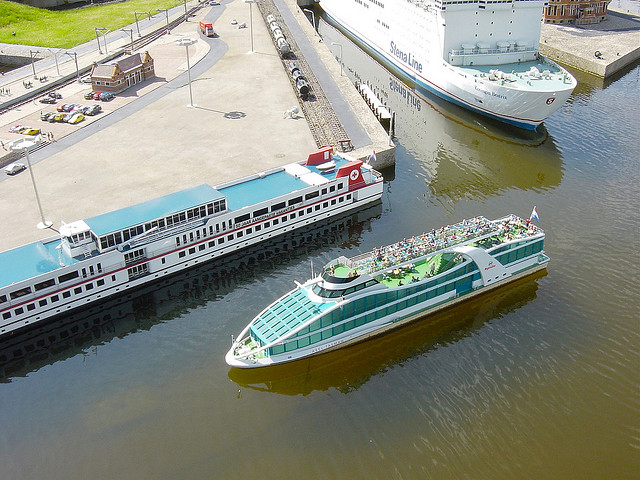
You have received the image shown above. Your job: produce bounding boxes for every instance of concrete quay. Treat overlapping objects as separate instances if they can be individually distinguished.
[540,8,640,78]
[0,0,393,253]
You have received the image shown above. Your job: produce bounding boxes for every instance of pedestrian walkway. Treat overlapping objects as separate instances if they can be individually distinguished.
[0,0,392,253]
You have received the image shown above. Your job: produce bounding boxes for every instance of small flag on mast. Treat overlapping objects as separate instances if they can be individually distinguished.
[368,150,377,164]
[529,206,540,223]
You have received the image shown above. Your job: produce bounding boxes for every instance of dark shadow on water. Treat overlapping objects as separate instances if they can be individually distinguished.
[0,204,382,382]
[228,269,547,396]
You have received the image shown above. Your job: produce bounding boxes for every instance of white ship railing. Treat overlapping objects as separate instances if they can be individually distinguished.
[449,46,537,56]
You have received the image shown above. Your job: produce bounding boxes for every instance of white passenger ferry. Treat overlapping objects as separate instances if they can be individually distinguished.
[318,0,577,130]
[0,147,383,337]
[226,213,548,368]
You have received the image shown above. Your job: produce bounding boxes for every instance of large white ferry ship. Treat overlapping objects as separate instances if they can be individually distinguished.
[226,213,548,368]
[318,0,577,130]
[0,147,383,337]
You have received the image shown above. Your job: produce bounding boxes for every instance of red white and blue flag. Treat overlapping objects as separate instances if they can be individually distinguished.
[368,150,377,164]
[529,206,540,223]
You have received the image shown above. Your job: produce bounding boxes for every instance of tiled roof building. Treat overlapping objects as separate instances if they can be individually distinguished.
[90,52,155,93]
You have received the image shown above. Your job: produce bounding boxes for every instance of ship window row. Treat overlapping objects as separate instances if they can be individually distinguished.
[1,264,104,304]
[1,277,109,322]
[312,261,476,300]
[312,279,379,298]
[270,273,479,355]
[294,271,479,339]
[98,200,226,250]
[176,193,352,250]
[231,184,346,228]
[495,240,543,266]
[174,195,352,259]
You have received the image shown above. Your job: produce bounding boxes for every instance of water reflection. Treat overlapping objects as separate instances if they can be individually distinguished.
[0,204,382,381]
[317,16,564,207]
[228,270,546,396]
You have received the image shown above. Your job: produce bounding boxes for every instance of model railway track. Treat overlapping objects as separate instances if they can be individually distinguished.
[257,0,352,151]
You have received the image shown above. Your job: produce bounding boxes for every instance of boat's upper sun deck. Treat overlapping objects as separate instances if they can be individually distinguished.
[329,215,541,278]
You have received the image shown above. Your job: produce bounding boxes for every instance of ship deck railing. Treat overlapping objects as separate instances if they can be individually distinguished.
[449,46,537,57]
[330,216,539,277]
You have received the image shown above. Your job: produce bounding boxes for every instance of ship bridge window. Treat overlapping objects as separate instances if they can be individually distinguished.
[0,294,7,304]
[34,279,56,291]
[305,191,319,201]
[288,196,303,206]
[69,231,90,244]
[10,287,32,300]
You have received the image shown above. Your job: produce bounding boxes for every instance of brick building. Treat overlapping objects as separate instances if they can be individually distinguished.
[90,52,155,93]
[543,0,611,24]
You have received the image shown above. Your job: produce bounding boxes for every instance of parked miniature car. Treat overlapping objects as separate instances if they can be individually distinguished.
[21,128,41,135]
[62,113,75,123]
[92,92,103,100]
[51,112,66,122]
[83,104,102,116]
[84,92,94,100]
[56,104,68,112]
[68,113,85,124]
[39,96,56,104]
[8,125,27,133]
[4,163,26,175]
[99,92,114,101]
[41,112,54,122]
[48,91,62,99]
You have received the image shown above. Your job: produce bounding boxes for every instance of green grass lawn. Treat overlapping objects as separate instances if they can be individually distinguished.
[0,0,184,49]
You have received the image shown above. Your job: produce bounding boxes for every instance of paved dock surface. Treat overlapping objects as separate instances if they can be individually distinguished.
[540,8,640,77]
[0,0,391,253]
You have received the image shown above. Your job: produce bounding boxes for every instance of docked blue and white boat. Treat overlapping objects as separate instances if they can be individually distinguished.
[0,147,383,337]
[226,214,548,368]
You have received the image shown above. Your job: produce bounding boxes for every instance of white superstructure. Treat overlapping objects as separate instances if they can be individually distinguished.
[0,147,383,338]
[319,0,577,129]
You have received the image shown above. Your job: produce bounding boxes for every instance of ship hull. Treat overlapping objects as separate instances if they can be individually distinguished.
[319,0,576,130]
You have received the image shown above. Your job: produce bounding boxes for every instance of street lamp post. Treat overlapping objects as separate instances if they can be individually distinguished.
[245,0,257,54]
[29,50,39,79]
[10,138,52,230]
[176,37,198,108]
[331,42,343,76]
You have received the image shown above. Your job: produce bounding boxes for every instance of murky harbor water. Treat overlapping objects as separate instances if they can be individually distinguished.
[1,16,639,480]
